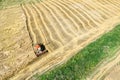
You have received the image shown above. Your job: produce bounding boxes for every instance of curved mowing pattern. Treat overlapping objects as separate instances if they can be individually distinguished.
[11,0,120,79]
[21,0,120,52]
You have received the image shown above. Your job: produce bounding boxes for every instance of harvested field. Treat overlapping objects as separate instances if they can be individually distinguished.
[0,0,120,80]
[104,63,120,80]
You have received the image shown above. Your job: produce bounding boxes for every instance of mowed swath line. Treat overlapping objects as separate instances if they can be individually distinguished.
[86,1,109,20]
[59,0,94,30]
[30,2,65,51]
[76,1,101,24]
[51,0,87,32]
[109,0,120,8]
[47,0,85,33]
[30,3,54,51]
[68,1,100,27]
[82,2,109,24]
[106,0,120,12]
[61,0,96,30]
[104,0,120,12]
[41,2,74,40]
[97,0,118,17]
[101,0,119,15]
[66,1,98,28]
[83,1,104,23]
[113,0,120,6]
[32,3,63,47]
[94,1,113,18]
[79,1,101,26]
[44,1,78,36]
[21,4,37,45]
[31,3,62,51]
[25,4,44,44]
[57,1,90,31]
[32,3,64,46]
[103,0,119,10]
[96,2,112,18]
[83,1,105,22]
[41,2,73,43]
[24,4,41,44]
[30,3,53,52]
[69,1,99,27]
[45,4,78,37]
[87,0,118,17]
[81,1,103,24]
[27,3,46,44]
[45,1,80,35]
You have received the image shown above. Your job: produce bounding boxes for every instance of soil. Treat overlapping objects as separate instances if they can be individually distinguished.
[88,49,120,80]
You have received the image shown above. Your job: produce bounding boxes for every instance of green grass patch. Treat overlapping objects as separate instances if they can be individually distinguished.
[33,25,120,80]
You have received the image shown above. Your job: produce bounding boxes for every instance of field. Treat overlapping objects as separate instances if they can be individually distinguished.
[32,25,120,80]
[0,0,120,80]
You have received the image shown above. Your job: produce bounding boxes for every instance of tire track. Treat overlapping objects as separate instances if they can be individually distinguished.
[40,2,73,43]
[57,0,93,31]
[21,4,37,45]
[31,3,62,51]
[50,0,87,32]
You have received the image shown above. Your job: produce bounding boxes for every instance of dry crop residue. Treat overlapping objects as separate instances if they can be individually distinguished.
[0,0,120,80]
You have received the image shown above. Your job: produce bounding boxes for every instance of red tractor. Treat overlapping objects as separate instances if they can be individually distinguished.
[34,43,48,57]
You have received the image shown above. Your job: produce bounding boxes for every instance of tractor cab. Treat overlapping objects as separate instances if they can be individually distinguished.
[34,43,48,57]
